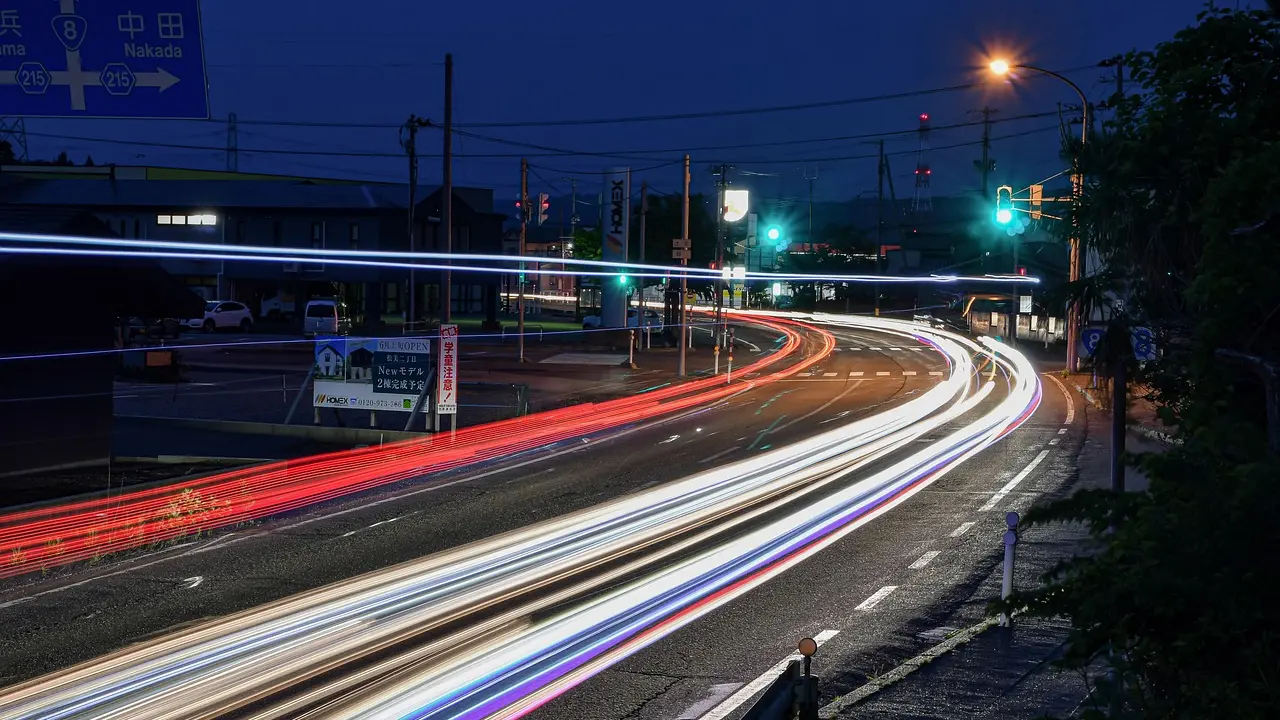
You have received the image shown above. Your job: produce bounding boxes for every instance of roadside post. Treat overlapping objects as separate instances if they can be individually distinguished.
[999,510,1019,627]
[727,327,735,384]
[628,329,635,368]
[714,343,720,375]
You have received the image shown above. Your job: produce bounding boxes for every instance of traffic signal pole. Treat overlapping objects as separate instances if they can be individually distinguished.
[875,141,884,317]
[679,155,690,378]
[518,158,528,362]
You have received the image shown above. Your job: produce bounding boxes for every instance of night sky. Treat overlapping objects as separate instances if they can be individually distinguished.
[24,0,1234,204]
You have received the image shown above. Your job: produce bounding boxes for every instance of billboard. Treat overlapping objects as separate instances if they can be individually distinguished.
[436,324,459,415]
[313,337,430,412]
[601,168,631,328]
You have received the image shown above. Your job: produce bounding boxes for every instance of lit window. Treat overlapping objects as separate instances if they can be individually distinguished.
[171,215,186,225]
[187,215,202,225]
[157,215,172,225]
[200,214,218,225]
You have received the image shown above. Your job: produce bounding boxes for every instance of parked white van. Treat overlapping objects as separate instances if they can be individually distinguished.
[303,298,351,337]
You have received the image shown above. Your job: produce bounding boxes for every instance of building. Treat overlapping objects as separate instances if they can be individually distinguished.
[0,166,508,329]
[0,206,203,476]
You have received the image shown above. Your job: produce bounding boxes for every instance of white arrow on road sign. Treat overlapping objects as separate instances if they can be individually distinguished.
[672,238,691,249]
[672,249,691,260]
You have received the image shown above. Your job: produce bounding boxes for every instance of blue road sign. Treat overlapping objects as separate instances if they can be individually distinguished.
[1130,326,1157,362]
[0,0,208,119]
[1080,327,1105,358]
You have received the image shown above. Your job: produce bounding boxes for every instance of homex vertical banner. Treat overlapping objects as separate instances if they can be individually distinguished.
[601,168,632,328]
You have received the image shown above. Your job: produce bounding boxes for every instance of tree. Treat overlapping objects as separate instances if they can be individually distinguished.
[629,193,718,286]
[1007,8,1280,718]
[571,226,601,261]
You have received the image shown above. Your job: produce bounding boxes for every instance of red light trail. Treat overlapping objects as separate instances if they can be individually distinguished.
[0,315,831,579]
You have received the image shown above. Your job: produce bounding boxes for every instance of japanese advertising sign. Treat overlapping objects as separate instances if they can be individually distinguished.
[312,337,431,412]
[436,324,459,415]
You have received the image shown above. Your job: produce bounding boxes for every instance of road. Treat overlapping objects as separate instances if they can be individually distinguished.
[0,316,1058,719]
[0,317,836,680]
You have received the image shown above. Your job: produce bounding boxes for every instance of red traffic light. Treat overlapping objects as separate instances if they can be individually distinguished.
[1017,266,1027,276]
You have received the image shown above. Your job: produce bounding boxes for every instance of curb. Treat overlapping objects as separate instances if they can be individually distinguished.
[817,618,999,717]
[114,455,274,466]
[1069,379,1179,445]
[116,415,423,445]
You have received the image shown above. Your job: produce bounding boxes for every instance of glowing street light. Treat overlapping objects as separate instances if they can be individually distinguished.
[989,59,1011,75]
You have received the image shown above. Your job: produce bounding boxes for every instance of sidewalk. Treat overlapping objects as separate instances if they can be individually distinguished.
[823,383,1157,719]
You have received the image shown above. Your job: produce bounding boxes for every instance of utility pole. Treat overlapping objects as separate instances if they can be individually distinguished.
[680,155,691,378]
[875,141,884,317]
[979,107,996,197]
[639,181,648,266]
[441,53,454,323]
[405,114,422,328]
[518,158,529,362]
[715,163,728,326]
[638,181,648,318]
[225,112,238,172]
[804,167,818,245]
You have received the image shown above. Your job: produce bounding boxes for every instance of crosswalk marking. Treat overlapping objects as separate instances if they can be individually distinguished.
[876,371,891,376]
[902,371,917,376]
[849,371,864,377]
[929,371,944,376]
[823,372,838,377]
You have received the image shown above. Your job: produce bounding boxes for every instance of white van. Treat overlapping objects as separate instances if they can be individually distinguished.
[303,299,351,337]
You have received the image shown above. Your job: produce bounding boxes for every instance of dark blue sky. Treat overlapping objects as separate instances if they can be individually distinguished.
[25,0,1234,203]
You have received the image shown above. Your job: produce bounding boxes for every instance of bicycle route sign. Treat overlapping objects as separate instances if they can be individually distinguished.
[0,0,208,119]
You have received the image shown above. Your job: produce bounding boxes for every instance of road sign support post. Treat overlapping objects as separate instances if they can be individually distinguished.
[999,511,1019,627]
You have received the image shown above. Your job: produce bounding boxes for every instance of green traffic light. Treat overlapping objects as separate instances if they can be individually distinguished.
[766,227,780,241]
[618,274,628,284]
[995,209,1013,224]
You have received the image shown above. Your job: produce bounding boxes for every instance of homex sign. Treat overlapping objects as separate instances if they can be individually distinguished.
[602,168,631,263]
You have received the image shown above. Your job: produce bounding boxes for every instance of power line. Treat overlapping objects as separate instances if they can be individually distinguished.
[526,159,687,176]
[454,66,1099,128]
[42,63,1094,132]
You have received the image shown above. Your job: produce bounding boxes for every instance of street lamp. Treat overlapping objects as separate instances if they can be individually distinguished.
[990,58,1089,373]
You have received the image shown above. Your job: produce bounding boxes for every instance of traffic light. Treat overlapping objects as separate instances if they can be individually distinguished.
[994,185,1014,225]
[617,274,629,285]
[766,226,785,248]
[537,193,549,226]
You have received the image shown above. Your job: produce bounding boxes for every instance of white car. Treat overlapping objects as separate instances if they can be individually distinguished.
[582,308,663,332]
[185,300,254,333]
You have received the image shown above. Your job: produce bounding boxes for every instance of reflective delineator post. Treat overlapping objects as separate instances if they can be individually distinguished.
[999,510,1019,627]
[629,329,635,368]
[713,344,720,375]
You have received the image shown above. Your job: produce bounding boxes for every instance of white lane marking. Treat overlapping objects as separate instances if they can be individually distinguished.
[888,347,902,351]
[849,371,864,377]
[659,434,681,444]
[856,585,898,610]
[700,446,741,464]
[908,551,940,570]
[774,381,863,434]
[950,521,976,537]
[847,347,861,351]
[182,576,203,589]
[1049,438,1060,446]
[819,410,852,425]
[980,449,1051,511]
[677,683,741,719]
[902,371,917,376]
[1043,371,1076,425]
[929,371,944,376]
[822,372,838,378]
[1057,428,1067,435]
[698,630,840,720]
[869,346,882,351]
[876,371,891,377]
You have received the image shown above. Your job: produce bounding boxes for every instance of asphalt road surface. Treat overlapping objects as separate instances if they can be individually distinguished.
[0,318,1075,720]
